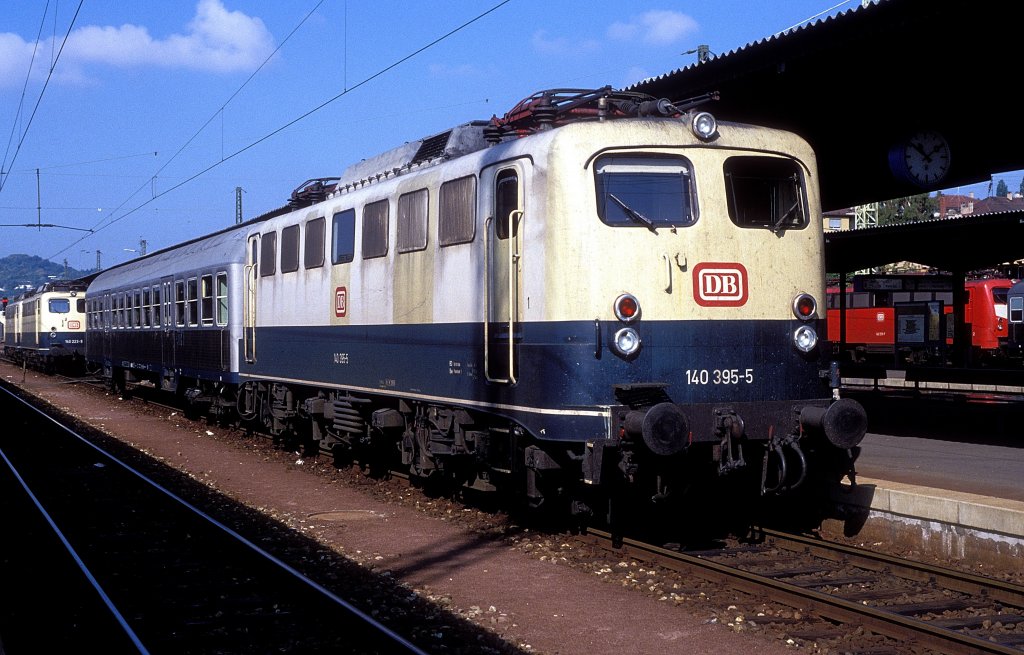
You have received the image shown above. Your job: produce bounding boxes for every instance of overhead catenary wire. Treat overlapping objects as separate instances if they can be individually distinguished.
[0,0,85,195]
[48,0,514,261]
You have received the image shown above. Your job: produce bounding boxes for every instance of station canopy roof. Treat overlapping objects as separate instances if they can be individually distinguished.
[629,0,1024,274]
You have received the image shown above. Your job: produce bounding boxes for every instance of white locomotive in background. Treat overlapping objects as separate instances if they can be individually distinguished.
[80,88,865,525]
[3,281,88,373]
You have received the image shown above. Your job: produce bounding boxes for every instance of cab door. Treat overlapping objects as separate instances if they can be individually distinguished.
[483,163,527,383]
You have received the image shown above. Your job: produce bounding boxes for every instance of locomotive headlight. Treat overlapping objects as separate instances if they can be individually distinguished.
[612,327,642,357]
[691,111,718,141]
[793,325,818,353]
[792,293,817,320]
[50,330,57,338]
[614,293,641,322]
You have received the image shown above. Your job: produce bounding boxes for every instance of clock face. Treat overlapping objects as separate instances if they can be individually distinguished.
[895,131,951,186]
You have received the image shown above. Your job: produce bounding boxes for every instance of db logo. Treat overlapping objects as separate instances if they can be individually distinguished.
[68,320,81,329]
[334,286,347,317]
[693,263,748,307]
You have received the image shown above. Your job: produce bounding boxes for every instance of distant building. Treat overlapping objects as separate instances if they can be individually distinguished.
[939,191,1024,218]
[822,208,855,232]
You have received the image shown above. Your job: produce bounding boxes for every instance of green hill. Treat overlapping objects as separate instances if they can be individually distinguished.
[0,254,89,296]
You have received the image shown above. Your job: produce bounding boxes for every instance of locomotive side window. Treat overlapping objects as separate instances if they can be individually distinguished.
[281,225,300,273]
[187,278,199,327]
[76,298,85,313]
[362,200,389,259]
[216,273,228,326]
[175,281,186,327]
[201,275,214,326]
[332,210,356,264]
[724,156,807,231]
[304,217,326,269]
[495,170,519,239]
[594,156,695,228]
[439,175,476,246]
[260,232,277,277]
[397,188,429,253]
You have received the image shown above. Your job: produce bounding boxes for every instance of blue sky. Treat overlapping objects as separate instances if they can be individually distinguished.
[0,0,1000,271]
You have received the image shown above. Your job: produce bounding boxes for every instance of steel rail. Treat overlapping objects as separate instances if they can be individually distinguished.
[586,527,1023,655]
[761,527,1024,608]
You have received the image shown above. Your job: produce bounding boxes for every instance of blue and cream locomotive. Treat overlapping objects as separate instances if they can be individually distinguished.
[3,281,88,372]
[84,88,866,516]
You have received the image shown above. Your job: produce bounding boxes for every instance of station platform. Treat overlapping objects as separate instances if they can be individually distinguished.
[822,394,1024,568]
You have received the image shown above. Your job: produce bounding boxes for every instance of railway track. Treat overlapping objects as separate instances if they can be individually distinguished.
[580,527,1024,654]
[0,384,428,654]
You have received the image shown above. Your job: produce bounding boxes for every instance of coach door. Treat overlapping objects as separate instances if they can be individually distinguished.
[160,277,174,369]
[243,234,259,363]
[484,164,526,384]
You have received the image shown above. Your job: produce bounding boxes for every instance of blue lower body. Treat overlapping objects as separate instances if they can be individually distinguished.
[241,319,830,445]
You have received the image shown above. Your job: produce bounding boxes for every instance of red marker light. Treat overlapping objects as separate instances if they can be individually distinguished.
[614,294,640,322]
[792,293,816,320]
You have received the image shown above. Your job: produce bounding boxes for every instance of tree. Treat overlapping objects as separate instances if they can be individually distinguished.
[1018,177,1024,197]
[876,193,938,225]
[996,179,1009,197]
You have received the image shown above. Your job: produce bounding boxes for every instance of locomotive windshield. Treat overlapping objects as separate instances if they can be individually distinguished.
[49,299,71,313]
[594,156,696,229]
[724,156,808,232]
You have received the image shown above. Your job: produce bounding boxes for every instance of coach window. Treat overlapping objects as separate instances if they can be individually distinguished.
[216,272,228,326]
[201,274,214,326]
[281,224,300,273]
[397,188,428,253]
[332,210,356,264]
[134,289,143,327]
[153,285,161,327]
[594,156,696,229]
[142,288,151,327]
[1011,296,1024,323]
[187,278,199,327]
[362,199,389,259]
[724,156,808,232]
[439,175,476,246]
[260,232,277,277]
[175,281,186,327]
[495,170,519,239]
[304,217,326,269]
[126,292,135,328]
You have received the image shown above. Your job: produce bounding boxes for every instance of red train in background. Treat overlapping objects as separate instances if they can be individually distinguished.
[826,275,1015,366]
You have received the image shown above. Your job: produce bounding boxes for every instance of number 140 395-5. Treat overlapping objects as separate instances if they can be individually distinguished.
[685,368,754,385]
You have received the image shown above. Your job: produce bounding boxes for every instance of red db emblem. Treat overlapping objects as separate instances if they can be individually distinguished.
[334,287,347,317]
[68,320,81,329]
[693,263,748,307]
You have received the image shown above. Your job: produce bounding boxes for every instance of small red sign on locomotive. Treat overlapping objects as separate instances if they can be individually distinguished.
[334,286,347,317]
[68,320,81,330]
[693,263,748,307]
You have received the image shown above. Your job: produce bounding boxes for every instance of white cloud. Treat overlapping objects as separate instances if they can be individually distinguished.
[0,0,274,88]
[531,29,600,57]
[608,10,698,46]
